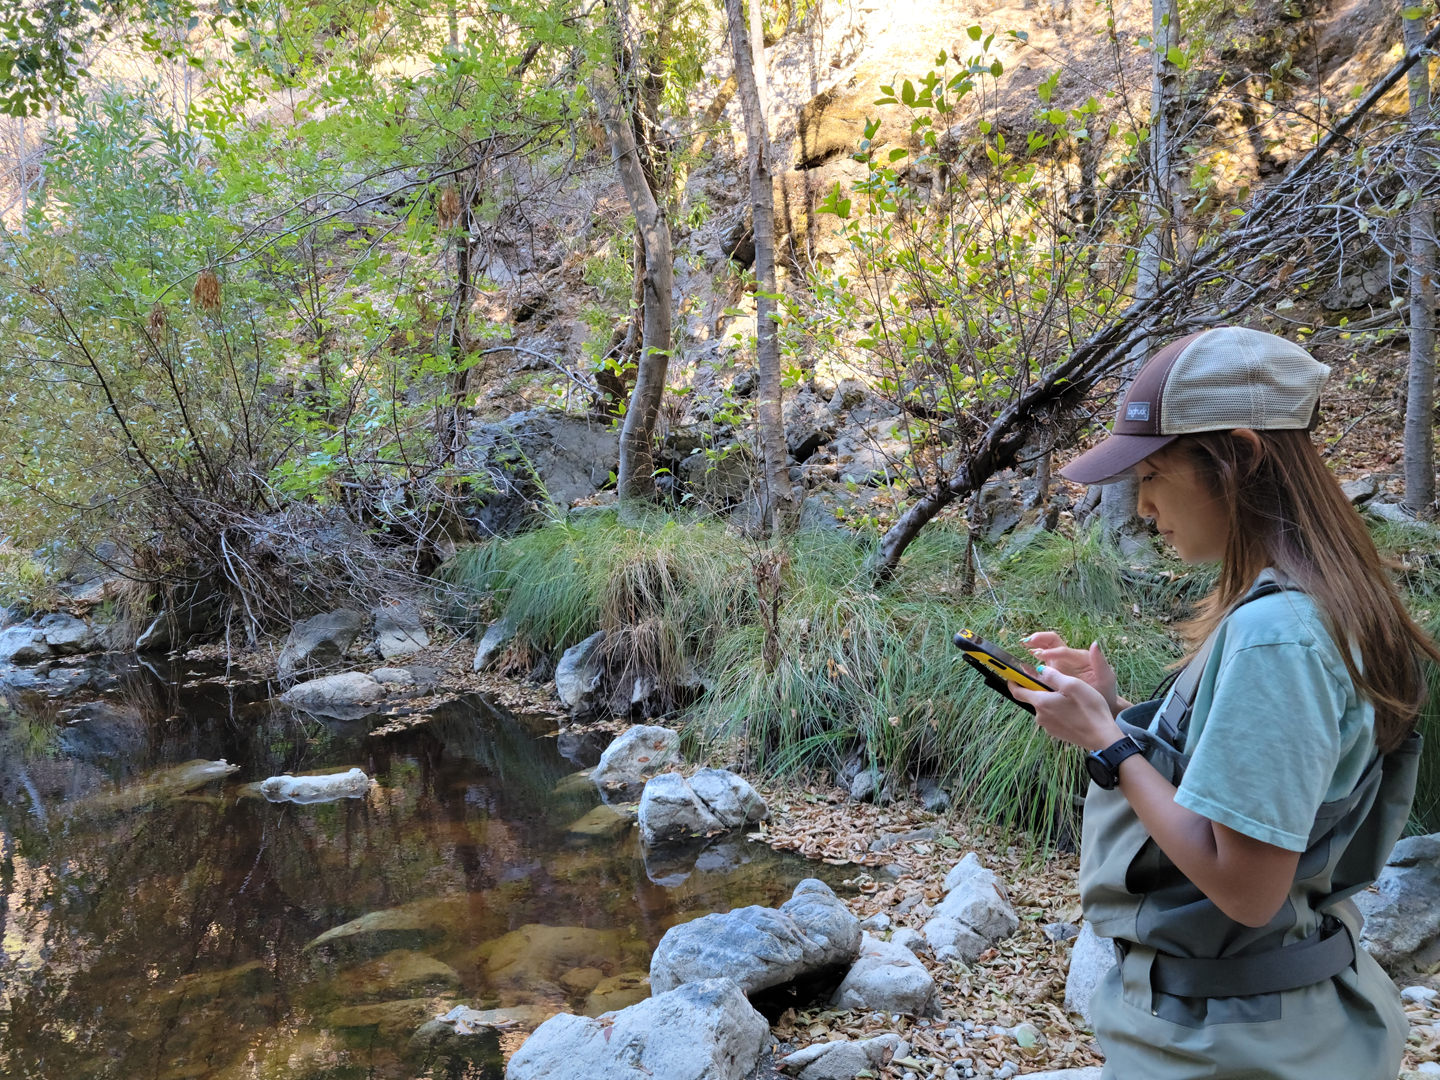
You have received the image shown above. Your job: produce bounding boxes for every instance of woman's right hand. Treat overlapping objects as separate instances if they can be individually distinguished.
[1024,633,1125,717]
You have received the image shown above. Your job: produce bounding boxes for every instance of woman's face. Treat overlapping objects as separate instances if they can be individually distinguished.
[1135,450,1230,564]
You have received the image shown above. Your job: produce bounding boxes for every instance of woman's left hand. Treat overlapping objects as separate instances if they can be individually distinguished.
[1010,667,1124,753]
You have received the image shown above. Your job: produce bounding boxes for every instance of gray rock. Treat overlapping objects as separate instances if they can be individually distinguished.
[1064,922,1116,1026]
[686,768,768,827]
[870,827,936,853]
[922,916,990,964]
[649,879,861,996]
[463,409,620,536]
[930,866,1018,944]
[409,1008,503,1079]
[373,606,429,660]
[259,768,373,804]
[830,932,938,1016]
[1043,922,1080,943]
[592,725,680,796]
[280,671,386,720]
[472,615,518,672]
[505,977,768,1080]
[1340,477,1378,505]
[0,624,50,664]
[942,852,994,894]
[638,772,725,845]
[777,1033,908,1079]
[1019,1071,1103,1080]
[1401,985,1438,1004]
[555,630,607,712]
[39,613,96,655]
[891,928,929,954]
[849,768,893,804]
[1357,831,1440,970]
[917,778,952,813]
[859,912,892,933]
[277,609,364,677]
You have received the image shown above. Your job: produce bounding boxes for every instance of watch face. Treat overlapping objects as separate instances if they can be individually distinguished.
[1085,754,1112,788]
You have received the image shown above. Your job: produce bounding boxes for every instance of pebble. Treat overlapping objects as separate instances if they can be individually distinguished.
[1415,1065,1440,1077]
[860,912,892,932]
[1402,985,1439,1004]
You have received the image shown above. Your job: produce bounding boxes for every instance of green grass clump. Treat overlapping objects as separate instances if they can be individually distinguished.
[443,510,1440,845]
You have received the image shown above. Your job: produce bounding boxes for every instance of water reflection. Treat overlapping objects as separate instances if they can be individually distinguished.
[0,658,840,1080]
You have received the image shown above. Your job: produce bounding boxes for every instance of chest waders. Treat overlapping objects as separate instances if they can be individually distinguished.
[1079,583,1421,1080]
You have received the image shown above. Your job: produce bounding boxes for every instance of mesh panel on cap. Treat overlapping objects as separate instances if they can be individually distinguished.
[1159,327,1330,434]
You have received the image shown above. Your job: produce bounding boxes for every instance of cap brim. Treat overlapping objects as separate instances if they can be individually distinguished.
[1059,434,1178,485]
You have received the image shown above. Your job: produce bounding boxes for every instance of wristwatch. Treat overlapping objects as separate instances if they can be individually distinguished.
[1086,735,1144,790]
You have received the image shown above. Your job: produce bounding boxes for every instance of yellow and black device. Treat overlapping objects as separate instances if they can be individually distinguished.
[953,629,1047,715]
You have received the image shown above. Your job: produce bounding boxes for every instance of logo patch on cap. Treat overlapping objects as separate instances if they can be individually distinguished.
[1125,402,1151,422]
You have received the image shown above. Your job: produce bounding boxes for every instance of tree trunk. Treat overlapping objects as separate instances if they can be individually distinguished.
[1403,4,1437,517]
[590,63,674,501]
[1096,0,1180,549]
[725,0,796,531]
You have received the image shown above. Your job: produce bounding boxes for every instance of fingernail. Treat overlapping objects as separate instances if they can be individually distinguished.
[1035,662,1046,672]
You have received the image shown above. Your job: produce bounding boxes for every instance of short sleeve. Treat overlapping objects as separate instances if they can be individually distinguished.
[1174,642,1350,852]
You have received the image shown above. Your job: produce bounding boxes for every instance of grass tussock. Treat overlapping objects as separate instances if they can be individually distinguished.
[443,510,1440,844]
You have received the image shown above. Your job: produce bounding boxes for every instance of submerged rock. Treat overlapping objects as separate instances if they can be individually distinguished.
[330,949,461,1003]
[471,923,641,988]
[565,802,636,842]
[259,767,373,804]
[305,896,475,959]
[583,971,650,1016]
[80,759,239,814]
[648,879,860,997]
[280,671,386,719]
[778,1032,908,1079]
[277,609,364,677]
[408,1008,504,1079]
[591,724,679,796]
[324,996,453,1038]
[506,977,768,1080]
[830,931,938,1016]
[555,631,606,712]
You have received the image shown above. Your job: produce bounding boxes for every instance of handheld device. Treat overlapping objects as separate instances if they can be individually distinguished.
[953,629,1047,715]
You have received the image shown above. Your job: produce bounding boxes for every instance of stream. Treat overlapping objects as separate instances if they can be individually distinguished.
[0,655,843,1080]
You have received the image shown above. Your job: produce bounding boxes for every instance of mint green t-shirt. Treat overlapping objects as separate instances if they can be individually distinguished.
[1150,575,1378,853]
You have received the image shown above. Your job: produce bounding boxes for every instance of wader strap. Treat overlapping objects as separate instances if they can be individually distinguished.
[1153,581,1286,746]
[1148,918,1355,999]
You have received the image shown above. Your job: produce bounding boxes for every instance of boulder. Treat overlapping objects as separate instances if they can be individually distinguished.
[277,609,364,677]
[687,768,769,827]
[280,671,385,720]
[777,1033,908,1079]
[473,615,518,672]
[305,896,473,959]
[555,631,606,712]
[1064,922,1116,1027]
[0,624,50,664]
[1357,832,1440,971]
[506,977,768,1080]
[373,605,429,660]
[848,768,893,805]
[649,879,860,997]
[830,932,938,1016]
[259,768,373,804]
[330,950,461,1003]
[39,613,97,655]
[592,725,680,796]
[638,772,725,845]
[917,778,952,813]
[922,854,1019,963]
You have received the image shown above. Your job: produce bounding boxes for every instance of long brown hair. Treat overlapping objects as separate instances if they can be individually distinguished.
[1161,428,1440,753]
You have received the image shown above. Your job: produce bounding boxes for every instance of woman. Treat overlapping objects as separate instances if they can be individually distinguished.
[1010,326,1438,1080]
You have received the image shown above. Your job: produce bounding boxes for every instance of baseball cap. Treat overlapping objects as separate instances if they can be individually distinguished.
[1060,326,1332,485]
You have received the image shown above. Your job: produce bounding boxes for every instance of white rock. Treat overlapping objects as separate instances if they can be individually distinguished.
[830,932,938,1016]
[505,977,767,1080]
[592,725,680,796]
[891,928,928,954]
[943,852,994,894]
[649,879,860,996]
[259,768,373,804]
[1401,985,1439,1004]
[921,856,1018,963]
[280,671,386,717]
[638,772,725,844]
[778,1033,908,1079]
[554,630,606,711]
[472,615,517,672]
[39,613,96,655]
[373,606,429,659]
[859,912,892,933]
[1064,922,1116,1027]
[923,917,989,964]
[687,767,768,827]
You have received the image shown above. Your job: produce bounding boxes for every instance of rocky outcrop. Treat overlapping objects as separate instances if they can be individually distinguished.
[1064,922,1116,1027]
[649,879,860,996]
[0,624,51,664]
[0,614,99,664]
[592,725,680,796]
[373,605,429,659]
[829,932,938,1016]
[1357,832,1440,972]
[777,1033,908,1079]
[555,631,606,712]
[505,977,768,1080]
[922,853,1019,963]
[637,769,768,845]
[259,768,373,804]
[277,609,364,677]
[280,671,386,719]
